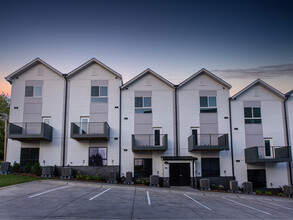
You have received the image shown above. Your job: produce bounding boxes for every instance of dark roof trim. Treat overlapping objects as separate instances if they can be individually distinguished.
[121,68,174,90]
[231,79,285,100]
[5,58,63,83]
[67,58,122,79]
[285,90,293,97]
[178,68,232,89]
[161,156,198,161]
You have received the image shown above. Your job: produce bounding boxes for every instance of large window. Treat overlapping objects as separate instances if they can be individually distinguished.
[200,96,217,113]
[89,147,107,166]
[134,158,152,178]
[20,148,39,166]
[91,86,108,102]
[201,158,220,177]
[25,86,42,97]
[135,96,152,113]
[244,107,261,124]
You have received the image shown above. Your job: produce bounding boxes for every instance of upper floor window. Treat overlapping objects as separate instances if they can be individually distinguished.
[244,107,262,124]
[200,96,217,113]
[135,96,152,113]
[91,86,108,102]
[25,86,42,97]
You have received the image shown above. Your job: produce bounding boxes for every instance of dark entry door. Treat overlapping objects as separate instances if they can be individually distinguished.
[247,169,266,188]
[169,163,190,186]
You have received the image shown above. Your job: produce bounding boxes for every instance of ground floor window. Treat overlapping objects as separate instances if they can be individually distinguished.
[89,147,107,166]
[201,158,220,177]
[20,148,39,166]
[247,169,266,188]
[134,158,152,178]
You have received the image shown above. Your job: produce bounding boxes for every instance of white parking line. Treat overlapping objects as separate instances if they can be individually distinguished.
[147,191,151,205]
[29,185,72,198]
[89,188,111,201]
[259,200,293,211]
[184,194,211,211]
[222,197,271,215]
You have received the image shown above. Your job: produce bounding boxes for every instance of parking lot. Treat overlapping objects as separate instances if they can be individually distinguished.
[0,180,293,219]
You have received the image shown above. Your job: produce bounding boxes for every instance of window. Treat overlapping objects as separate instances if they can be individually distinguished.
[244,107,262,124]
[134,158,152,178]
[200,96,217,113]
[80,117,89,134]
[201,158,220,177]
[135,96,152,113]
[25,86,42,97]
[89,147,107,166]
[91,86,108,102]
[153,128,161,146]
[264,138,273,157]
[42,117,51,125]
[191,128,198,146]
[20,148,39,166]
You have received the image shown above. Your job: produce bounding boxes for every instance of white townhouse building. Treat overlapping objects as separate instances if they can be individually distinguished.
[3,58,292,188]
[174,69,233,188]
[230,79,292,188]
[5,58,66,166]
[65,58,122,177]
[120,69,176,186]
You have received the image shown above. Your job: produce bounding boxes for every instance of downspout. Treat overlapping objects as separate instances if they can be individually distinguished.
[118,87,122,179]
[284,97,292,185]
[228,98,235,178]
[174,85,179,157]
[62,76,68,167]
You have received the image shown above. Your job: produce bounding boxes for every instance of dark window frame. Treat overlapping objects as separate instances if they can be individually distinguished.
[135,96,152,113]
[25,86,42,97]
[91,86,108,103]
[134,158,152,178]
[20,148,39,166]
[200,96,217,113]
[244,107,262,124]
[89,147,107,166]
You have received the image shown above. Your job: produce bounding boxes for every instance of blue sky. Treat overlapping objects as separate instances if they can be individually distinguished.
[0,0,292,95]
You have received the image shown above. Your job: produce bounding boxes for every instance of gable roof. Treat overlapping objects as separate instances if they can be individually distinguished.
[178,68,232,89]
[285,90,293,97]
[66,58,122,79]
[231,79,285,100]
[5,58,63,83]
[121,68,174,90]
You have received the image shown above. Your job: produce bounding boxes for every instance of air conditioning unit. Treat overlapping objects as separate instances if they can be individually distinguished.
[60,167,73,179]
[150,175,160,187]
[41,166,54,178]
[107,171,117,184]
[0,162,11,174]
[124,171,134,184]
[229,180,238,192]
[200,178,210,190]
[242,181,253,193]
[283,185,293,196]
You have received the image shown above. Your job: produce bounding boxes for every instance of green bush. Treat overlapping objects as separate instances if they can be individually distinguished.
[256,190,262,195]
[265,191,272,195]
[24,162,31,173]
[32,162,40,175]
[83,174,91,180]
[218,185,224,190]
[211,184,217,190]
[76,171,83,179]
[135,179,142,184]
[277,192,284,197]
[92,174,104,181]
[12,162,20,173]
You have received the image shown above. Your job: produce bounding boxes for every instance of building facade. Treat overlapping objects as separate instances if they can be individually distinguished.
[4,58,292,188]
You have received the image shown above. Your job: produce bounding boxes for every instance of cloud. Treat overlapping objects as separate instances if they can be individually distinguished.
[212,64,293,79]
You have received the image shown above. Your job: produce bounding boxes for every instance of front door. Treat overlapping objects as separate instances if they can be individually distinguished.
[169,163,190,186]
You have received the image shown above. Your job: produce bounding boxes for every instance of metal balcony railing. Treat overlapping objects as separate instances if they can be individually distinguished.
[132,134,168,151]
[7,122,53,141]
[245,146,292,163]
[71,122,110,140]
[188,134,229,151]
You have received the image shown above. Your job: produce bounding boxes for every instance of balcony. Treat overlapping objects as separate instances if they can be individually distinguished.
[188,134,229,151]
[7,122,53,142]
[71,122,110,141]
[132,134,168,152]
[245,146,292,163]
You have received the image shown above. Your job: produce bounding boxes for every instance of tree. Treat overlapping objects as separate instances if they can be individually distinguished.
[0,93,10,160]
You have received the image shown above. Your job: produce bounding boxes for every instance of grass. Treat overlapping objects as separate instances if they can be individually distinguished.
[0,174,41,188]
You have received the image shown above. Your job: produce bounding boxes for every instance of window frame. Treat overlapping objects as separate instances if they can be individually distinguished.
[88,147,107,166]
[91,86,108,103]
[135,96,152,113]
[200,96,217,113]
[20,148,40,166]
[134,158,152,178]
[25,86,42,97]
[42,116,51,125]
[244,107,262,124]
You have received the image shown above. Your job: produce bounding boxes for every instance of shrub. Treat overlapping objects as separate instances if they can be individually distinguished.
[256,190,262,195]
[76,171,83,179]
[92,174,104,181]
[211,184,217,190]
[218,185,224,190]
[277,192,284,197]
[265,191,272,195]
[24,162,31,173]
[32,162,40,175]
[136,179,143,184]
[83,174,91,180]
[12,162,20,173]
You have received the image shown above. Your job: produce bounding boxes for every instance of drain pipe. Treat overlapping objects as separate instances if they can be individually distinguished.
[284,96,292,185]
[62,76,68,167]
[174,85,179,157]
[118,87,122,179]
[228,98,235,178]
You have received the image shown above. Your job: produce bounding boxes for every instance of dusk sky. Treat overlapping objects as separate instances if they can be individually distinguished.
[0,0,292,95]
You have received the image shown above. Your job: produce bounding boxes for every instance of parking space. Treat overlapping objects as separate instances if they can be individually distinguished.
[0,180,292,219]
